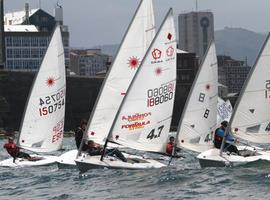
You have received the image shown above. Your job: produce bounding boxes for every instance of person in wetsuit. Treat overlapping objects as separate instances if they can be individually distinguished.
[214,121,239,155]
[4,137,32,162]
[87,140,127,162]
[75,119,88,151]
[166,136,182,156]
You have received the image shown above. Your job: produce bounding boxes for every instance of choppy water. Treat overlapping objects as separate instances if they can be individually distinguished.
[1,137,270,200]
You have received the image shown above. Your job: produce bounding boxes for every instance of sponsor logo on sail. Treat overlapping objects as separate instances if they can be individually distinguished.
[121,112,151,130]
[152,48,162,60]
[122,112,151,122]
[167,33,172,41]
[166,46,174,57]
[46,77,55,87]
[128,56,140,70]
[155,67,162,76]
[121,121,151,130]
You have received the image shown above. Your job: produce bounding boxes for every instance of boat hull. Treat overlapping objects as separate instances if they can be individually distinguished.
[57,149,78,169]
[75,153,166,173]
[0,155,58,167]
[197,146,270,168]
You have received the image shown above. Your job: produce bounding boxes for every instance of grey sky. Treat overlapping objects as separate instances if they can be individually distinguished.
[4,0,270,47]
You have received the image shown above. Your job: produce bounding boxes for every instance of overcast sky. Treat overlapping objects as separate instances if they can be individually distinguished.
[4,0,270,47]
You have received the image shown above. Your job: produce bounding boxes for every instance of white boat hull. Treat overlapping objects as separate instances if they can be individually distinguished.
[75,153,166,173]
[0,155,59,167]
[57,149,78,169]
[197,146,270,168]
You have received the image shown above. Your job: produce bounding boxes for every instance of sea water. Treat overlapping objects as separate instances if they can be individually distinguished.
[0,138,270,200]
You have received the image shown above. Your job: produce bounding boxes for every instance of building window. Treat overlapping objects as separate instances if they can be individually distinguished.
[13,49,21,58]
[6,49,13,58]
[40,48,46,58]
[31,48,39,58]
[13,37,21,47]
[31,37,39,46]
[6,37,12,46]
[22,37,30,47]
[39,38,47,47]
[7,60,13,69]
[22,49,30,58]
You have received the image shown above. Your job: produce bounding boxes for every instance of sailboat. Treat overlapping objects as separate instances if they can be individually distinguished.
[75,8,176,172]
[174,42,218,154]
[57,0,156,168]
[197,33,270,167]
[0,26,66,167]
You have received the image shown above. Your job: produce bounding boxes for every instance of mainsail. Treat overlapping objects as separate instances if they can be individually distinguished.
[85,0,156,145]
[108,8,176,153]
[18,26,66,152]
[176,42,218,153]
[231,33,270,144]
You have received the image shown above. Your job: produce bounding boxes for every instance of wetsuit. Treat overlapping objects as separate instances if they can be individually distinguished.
[87,146,127,162]
[4,142,31,161]
[166,143,174,155]
[75,127,88,151]
[214,127,239,155]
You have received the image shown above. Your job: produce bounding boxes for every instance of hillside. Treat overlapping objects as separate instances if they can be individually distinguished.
[93,27,267,66]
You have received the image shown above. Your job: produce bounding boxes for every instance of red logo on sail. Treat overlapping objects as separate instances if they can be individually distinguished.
[46,77,55,87]
[167,33,172,41]
[166,46,174,57]
[152,48,162,60]
[128,56,140,70]
[155,67,162,76]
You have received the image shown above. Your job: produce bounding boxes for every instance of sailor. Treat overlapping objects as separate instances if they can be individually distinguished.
[166,136,175,155]
[214,121,239,155]
[166,136,181,156]
[87,140,127,162]
[3,137,32,162]
[75,119,88,150]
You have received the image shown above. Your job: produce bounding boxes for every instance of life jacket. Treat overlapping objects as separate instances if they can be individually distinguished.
[214,128,223,142]
[4,142,19,157]
[166,143,174,155]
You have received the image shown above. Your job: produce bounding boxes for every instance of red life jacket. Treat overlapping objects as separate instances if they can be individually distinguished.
[166,143,173,155]
[4,142,18,157]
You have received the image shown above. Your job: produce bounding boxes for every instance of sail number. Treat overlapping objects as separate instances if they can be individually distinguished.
[147,83,174,107]
[265,80,270,99]
[147,125,164,140]
[52,119,64,143]
[39,90,65,116]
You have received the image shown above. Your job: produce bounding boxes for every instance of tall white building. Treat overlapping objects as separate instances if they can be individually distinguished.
[178,11,214,60]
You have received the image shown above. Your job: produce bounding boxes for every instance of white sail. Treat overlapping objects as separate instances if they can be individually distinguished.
[231,34,270,144]
[108,9,176,153]
[217,97,232,124]
[18,26,66,152]
[85,0,155,145]
[176,42,218,153]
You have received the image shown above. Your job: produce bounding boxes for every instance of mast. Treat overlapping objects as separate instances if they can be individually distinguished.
[101,8,174,161]
[219,33,270,155]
